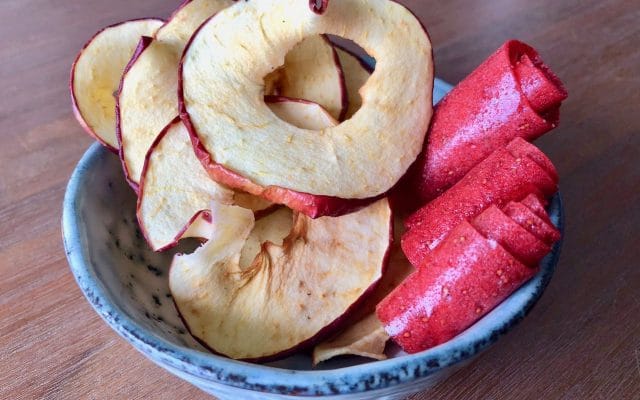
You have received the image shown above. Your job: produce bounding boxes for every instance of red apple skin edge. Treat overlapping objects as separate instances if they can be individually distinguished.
[115,35,155,194]
[135,114,282,253]
[154,0,240,39]
[177,16,367,219]
[70,18,164,153]
[321,34,349,122]
[309,0,330,14]
[330,41,375,74]
[156,0,200,37]
[177,9,434,218]
[158,0,193,35]
[169,204,395,363]
[135,116,211,252]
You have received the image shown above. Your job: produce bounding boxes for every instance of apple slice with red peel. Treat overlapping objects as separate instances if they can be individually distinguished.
[264,35,346,120]
[264,96,338,129]
[171,193,276,245]
[333,44,373,120]
[117,0,235,190]
[313,216,411,363]
[154,0,235,47]
[138,97,337,251]
[170,198,393,361]
[136,117,233,251]
[70,18,163,151]
[233,192,274,216]
[180,0,433,203]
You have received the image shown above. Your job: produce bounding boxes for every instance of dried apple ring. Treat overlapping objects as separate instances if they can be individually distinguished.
[180,0,433,201]
[70,18,163,151]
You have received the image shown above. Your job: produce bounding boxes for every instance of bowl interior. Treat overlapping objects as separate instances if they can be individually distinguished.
[62,78,562,395]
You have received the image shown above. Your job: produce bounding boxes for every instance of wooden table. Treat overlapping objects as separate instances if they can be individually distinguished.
[1,0,638,398]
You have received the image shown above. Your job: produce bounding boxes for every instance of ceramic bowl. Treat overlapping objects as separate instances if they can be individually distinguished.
[62,78,563,399]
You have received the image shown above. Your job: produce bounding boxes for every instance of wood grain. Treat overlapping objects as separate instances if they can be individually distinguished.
[1,0,638,399]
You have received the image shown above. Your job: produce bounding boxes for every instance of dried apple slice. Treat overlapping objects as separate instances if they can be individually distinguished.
[313,216,411,363]
[137,117,233,251]
[263,96,337,129]
[70,18,163,151]
[180,0,433,203]
[333,44,373,120]
[154,0,234,46]
[138,97,337,251]
[313,314,388,364]
[117,0,235,189]
[264,35,346,120]
[170,198,393,361]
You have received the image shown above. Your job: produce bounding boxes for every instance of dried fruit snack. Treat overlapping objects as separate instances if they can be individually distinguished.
[377,197,559,354]
[70,19,163,150]
[404,40,567,205]
[402,139,558,267]
[180,0,434,215]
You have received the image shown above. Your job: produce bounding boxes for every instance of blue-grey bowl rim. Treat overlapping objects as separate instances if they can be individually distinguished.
[62,77,563,397]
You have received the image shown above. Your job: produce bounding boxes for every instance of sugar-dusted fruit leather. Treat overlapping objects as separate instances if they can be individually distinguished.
[403,40,567,206]
[377,220,538,354]
[503,201,561,246]
[520,193,552,224]
[506,137,559,183]
[470,204,550,267]
[378,197,560,354]
[402,139,558,267]
[514,52,568,115]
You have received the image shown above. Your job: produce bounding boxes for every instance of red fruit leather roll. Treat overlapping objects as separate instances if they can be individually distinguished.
[515,53,568,114]
[520,193,552,224]
[377,221,538,354]
[471,204,550,267]
[503,201,561,245]
[402,142,557,267]
[406,40,567,205]
[506,137,559,183]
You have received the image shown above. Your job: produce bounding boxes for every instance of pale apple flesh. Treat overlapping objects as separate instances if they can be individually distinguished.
[136,119,274,251]
[170,198,392,361]
[264,96,338,129]
[70,18,163,151]
[138,98,336,251]
[136,117,233,251]
[333,44,373,120]
[313,215,411,363]
[180,0,434,200]
[155,0,235,47]
[313,314,389,364]
[117,0,235,189]
[264,35,346,120]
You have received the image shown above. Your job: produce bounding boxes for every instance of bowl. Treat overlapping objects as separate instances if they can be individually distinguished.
[62,78,563,399]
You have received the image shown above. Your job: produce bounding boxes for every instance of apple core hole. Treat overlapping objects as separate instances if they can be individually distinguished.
[328,35,375,120]
[263,35,374,127]
[239,208,294,270]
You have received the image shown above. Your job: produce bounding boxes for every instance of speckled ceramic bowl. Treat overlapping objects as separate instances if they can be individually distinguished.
[62,79,563,399]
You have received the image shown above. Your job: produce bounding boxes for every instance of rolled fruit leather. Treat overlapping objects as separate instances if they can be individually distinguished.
[400,40,567,208]
[401,139,558,267]
[377,197,559,354]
